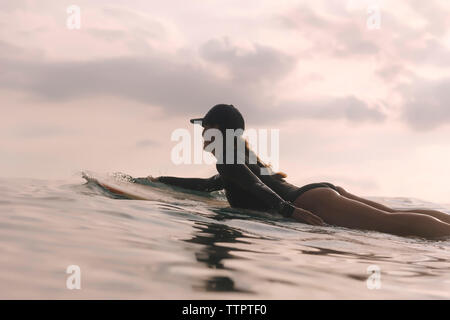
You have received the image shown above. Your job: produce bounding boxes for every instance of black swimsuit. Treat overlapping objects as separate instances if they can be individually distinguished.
[156,161,338,218]
[286,182,339,202]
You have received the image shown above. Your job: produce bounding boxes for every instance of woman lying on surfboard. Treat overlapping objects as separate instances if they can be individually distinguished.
[149,104,450,239]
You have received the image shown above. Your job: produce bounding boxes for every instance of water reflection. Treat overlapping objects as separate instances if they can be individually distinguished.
[184,221,254,293]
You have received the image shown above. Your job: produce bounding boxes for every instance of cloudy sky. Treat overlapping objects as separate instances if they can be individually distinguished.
[1,0,449,204]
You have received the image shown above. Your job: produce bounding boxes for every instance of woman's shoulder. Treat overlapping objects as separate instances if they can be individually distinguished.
[215,162,272,179]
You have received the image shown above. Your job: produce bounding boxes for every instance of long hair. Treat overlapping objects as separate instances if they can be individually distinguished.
[235,136,287,179]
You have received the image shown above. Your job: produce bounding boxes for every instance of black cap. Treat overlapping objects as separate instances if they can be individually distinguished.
[190,104,245,131]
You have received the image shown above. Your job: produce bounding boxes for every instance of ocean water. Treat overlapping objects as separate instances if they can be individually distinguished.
[0,174,449,299]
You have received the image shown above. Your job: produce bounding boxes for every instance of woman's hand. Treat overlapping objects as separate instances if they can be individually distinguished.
[291,207,324,226]
[147,176,160,182]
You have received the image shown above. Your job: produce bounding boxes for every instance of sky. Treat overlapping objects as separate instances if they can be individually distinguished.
[1,0,449,204]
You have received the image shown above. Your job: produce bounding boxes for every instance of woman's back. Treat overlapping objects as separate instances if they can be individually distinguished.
[216,162,300,211]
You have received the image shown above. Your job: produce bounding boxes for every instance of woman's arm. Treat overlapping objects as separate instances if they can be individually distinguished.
[151,174,224,192]
[216,163,323,225]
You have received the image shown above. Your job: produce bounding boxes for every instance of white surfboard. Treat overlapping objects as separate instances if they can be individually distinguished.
[81,171,227,207]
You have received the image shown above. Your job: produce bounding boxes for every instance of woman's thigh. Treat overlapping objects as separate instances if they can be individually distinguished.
[293,187,392,230]
[293,187,337,212]
[293,187,343,223]
[338,187,450,223]
[335,186,395,212]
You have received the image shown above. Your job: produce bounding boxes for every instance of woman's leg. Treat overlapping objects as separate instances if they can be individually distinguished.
[293,188,450,238]
[394,209,450,223]
[335,186,450,224]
